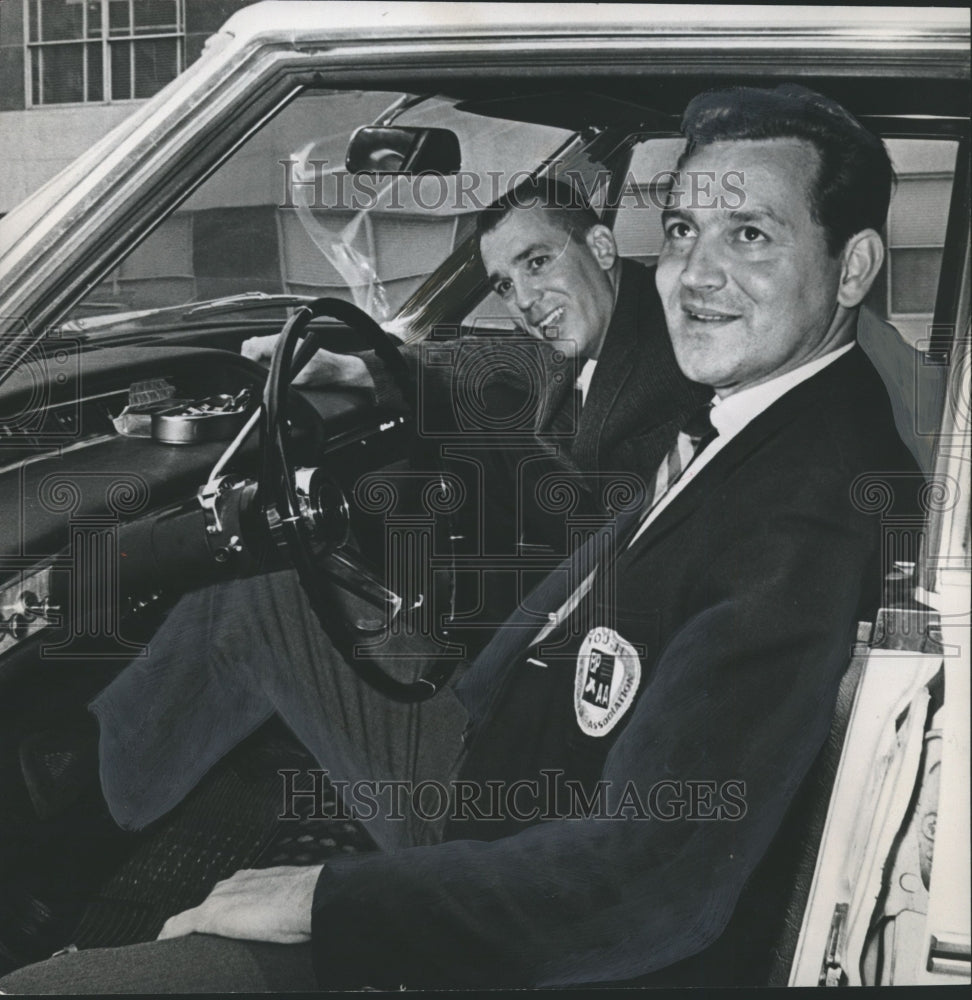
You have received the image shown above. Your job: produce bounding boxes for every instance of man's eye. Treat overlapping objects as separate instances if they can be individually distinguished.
[526,254,550,273]
[493,280,513,298]
[738,226,767,243]
[664,221,694,239]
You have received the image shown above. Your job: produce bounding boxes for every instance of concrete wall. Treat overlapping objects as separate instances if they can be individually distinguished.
[0,103,140,211]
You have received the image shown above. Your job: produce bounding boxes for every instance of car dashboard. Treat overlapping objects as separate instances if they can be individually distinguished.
[0,338,410,676]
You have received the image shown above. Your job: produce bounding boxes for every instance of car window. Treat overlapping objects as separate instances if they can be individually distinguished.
[69,89,573,326]
[611,137,684,267]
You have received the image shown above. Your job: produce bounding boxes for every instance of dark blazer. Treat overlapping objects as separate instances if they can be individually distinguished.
[493,258,710,549]
[452,260,710,602]
[311,346,922,988]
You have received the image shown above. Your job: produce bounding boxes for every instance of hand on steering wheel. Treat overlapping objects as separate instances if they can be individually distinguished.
[242,334,375,390]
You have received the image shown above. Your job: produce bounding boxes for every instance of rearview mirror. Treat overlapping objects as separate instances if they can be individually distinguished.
[345,126,461,175]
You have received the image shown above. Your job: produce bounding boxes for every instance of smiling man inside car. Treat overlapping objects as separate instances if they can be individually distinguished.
[243,173,710,557]
[0,83,922,993]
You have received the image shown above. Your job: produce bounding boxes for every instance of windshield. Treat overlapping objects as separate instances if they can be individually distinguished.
[63,89,574,331]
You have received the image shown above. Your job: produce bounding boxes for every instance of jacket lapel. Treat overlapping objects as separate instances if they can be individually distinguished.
[534,347,577,438]
[571,261,642,469]
[575,260,711,471]
[625,348,868,554]
[459,347,878,727]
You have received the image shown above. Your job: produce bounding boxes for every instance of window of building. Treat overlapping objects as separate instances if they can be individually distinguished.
[26,0,185,106]
[883,139,958,346]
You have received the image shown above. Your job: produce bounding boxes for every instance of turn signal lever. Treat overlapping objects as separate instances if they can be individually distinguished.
[117,430,403,632]
[196,468,402,625]
[165,390,405,626]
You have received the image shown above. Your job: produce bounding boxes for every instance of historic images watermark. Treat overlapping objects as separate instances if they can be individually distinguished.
[278,768,747,824]
[0,322,81,449]
[279,160,746,213]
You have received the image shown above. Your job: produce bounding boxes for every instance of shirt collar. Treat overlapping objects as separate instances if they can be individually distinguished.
[575,357,598,405]
[709,342,855,440]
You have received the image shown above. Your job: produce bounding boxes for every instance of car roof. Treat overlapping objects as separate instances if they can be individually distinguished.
[212,3,969,119]
[220,2,968,45]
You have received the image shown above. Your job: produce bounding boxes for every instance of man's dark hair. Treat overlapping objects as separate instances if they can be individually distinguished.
[476,176,602,245]
[678,84,894,255]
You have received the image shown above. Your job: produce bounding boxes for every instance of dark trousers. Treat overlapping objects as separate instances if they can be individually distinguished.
[0,935,317,994]
[0,569,469,993]
[91,568,469,850]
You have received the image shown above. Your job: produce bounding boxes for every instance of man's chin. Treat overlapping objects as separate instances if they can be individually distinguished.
[670,341,718,385]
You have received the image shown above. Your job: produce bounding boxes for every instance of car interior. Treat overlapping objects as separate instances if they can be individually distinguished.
[0,69,968,985]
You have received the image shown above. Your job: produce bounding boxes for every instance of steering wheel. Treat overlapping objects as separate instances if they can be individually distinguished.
[262,297,459,702]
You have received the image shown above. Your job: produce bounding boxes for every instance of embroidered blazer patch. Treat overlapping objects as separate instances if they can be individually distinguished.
[574,626,641,737]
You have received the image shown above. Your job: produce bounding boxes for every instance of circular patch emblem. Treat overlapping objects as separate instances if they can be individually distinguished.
[574,627,642,737]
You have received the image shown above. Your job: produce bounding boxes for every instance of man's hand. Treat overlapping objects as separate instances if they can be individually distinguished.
[157,865,324,944]
[242,334,375,391]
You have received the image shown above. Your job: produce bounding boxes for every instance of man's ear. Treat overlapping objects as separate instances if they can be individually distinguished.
[585,224,618,271]
[837,229,884,307]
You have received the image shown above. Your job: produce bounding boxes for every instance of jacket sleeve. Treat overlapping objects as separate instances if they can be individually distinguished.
[362,339,520,434]
[360,342,421,410]
[308,480,882,988]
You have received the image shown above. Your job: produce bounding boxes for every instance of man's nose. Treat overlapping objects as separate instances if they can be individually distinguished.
[512,273,540,313]
[679,235,727,292]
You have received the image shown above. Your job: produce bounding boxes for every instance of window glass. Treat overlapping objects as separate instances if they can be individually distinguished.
[37,0,84,42]
[71,89,573,327]
[109,0,131,35]
[134,0,180,34]
[131,37,179,98]
[889,247,946,315]
[110,37,131,99]
[611,138,683,266]
[26,0,184,106]
[88,40,104,101]
[88,0,104,37]
[40,41,85,103]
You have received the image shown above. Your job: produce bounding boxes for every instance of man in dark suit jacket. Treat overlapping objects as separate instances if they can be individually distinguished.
[471,177,708,490]
[244,178,708,549]
[468,254,710,552]
[435,245,710,634]
[243,180,707,639]
[288,88,918,987]
[0,85,922,993]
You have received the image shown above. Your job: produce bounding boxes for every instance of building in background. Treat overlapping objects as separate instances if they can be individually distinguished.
[0,1,256,211]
